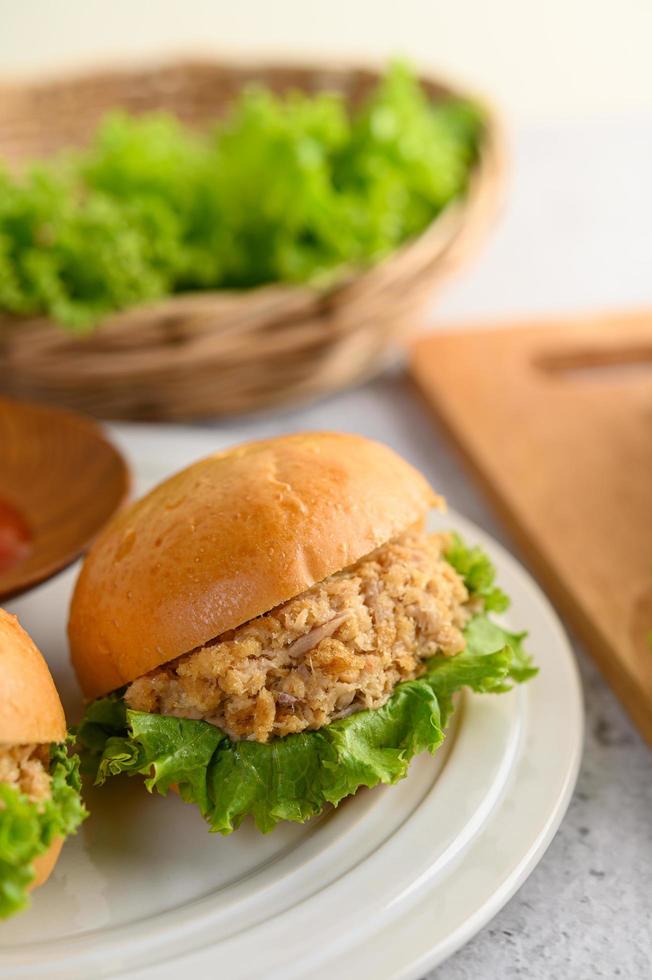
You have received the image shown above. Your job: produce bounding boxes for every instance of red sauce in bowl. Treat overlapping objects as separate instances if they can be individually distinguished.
[0,498,31,575]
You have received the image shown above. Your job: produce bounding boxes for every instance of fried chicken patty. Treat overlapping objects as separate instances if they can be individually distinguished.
[0,744,51,803]
[125,530,471,742]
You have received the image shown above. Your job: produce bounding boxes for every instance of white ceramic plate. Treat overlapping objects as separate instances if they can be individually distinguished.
[1,429,583,980]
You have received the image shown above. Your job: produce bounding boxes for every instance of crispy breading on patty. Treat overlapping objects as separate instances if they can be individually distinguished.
[0,744,51,803]
[125,530,471,742]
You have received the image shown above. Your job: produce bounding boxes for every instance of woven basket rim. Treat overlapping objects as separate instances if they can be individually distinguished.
[0,53,495,104]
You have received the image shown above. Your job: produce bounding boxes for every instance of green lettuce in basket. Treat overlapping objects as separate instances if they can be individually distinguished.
[0,63,484,331]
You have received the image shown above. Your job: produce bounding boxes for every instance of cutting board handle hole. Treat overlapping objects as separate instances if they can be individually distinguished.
[536,344,652,382]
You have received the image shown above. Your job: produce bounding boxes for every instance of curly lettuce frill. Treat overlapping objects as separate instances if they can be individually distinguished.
[78,613,536,834]
[0,742,87,918]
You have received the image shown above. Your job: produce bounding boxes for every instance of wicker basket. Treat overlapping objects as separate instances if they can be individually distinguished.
[0,60,503,420]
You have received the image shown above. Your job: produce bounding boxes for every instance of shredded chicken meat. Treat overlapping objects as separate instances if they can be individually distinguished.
[0,743,51,803]
[125,529,471,742]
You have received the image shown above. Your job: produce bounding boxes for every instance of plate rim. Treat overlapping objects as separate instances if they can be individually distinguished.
[118,504,583,980]
[395,511,584,979]
[3,430,584,979]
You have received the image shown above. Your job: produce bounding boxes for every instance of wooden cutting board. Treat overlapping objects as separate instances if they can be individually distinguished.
[410,310,652,744]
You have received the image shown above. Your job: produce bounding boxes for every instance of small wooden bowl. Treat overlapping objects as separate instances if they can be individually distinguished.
[0,397,129,600]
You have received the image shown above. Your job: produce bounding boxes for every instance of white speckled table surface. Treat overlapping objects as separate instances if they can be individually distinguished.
[114,116,652,978]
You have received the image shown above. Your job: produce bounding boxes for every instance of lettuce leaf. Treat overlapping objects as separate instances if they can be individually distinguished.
[77,534,537,834]
[78,612,536,835]
[444,532,511,612]
[0,741,88,918]
[0,64,484,330]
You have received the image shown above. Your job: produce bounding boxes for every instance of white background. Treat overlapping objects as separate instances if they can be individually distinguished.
[1,0,652,120]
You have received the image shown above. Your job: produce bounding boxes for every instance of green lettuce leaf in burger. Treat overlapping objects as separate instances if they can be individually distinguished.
[72,433,536,834]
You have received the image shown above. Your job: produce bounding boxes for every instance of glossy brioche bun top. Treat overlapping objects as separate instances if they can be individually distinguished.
[0,609,66,745]
[69,431,440,699]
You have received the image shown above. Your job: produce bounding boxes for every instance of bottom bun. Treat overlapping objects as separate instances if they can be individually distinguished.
[29,837,63,891]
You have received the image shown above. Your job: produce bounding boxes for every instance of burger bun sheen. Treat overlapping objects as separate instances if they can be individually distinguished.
[0,609,66,745]
[69,432,440,698]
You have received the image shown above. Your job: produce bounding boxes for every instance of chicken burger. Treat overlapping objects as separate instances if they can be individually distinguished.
[73,433,536,834]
